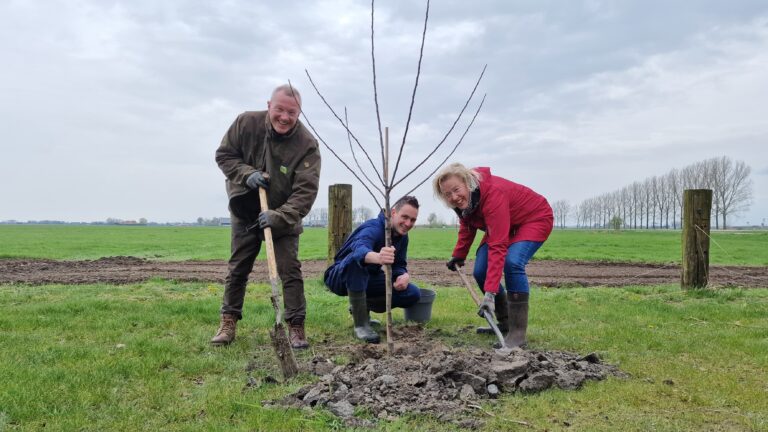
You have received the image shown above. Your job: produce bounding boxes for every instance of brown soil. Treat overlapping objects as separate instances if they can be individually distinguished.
[1,256,766,287]
[258,325,627,428]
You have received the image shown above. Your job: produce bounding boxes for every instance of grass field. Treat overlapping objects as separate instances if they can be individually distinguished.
[1,225,767,265]
[1,226,766,430]
[1,280,766,431]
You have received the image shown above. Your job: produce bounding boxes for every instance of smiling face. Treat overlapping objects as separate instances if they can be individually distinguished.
[439,175,471,210]
[267,90,301,135]
[390,204,418,236]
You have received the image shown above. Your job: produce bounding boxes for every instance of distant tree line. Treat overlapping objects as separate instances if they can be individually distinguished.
[303,206,459,228]
[553,156,753,230]
[105,217,148,225]
[196,217,226,226]
[304,206,378,227]
[551,200,572,229]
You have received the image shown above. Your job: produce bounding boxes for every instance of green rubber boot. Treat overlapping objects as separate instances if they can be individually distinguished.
[348,291,380,344]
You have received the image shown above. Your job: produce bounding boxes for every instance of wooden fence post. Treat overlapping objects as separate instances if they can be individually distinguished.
[328,184,352,264]
[681,189,712,289]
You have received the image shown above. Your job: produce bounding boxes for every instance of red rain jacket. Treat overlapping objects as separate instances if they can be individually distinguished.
[452,167,553,294]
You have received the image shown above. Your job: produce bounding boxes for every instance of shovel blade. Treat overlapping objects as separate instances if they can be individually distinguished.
[483,310,508,349]
[270,322,298,380]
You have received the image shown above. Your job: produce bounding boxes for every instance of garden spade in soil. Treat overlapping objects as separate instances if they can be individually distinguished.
[456,265,508,349]
[258,187,299,379]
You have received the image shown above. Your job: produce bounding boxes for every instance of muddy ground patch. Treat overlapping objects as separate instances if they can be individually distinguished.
[2,257,766,287]
[257,325,627,428]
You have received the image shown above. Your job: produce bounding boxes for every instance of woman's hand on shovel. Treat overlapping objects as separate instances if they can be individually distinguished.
[446,256,465,271]
[478,292,496,317]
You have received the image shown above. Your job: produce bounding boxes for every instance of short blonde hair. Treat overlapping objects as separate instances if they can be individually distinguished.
[272,84,302,105]
[432,162,480,206]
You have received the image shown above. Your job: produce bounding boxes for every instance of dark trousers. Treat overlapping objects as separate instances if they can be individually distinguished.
[220,214,305,324]
[324,255,421,311]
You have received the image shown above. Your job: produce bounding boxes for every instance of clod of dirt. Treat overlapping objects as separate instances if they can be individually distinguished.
[268,325,627,427]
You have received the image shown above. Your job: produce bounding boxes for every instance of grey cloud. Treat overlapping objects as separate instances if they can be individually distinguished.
[1,0,768,224]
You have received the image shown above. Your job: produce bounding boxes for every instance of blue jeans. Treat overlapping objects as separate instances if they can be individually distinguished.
[473,241,543,294]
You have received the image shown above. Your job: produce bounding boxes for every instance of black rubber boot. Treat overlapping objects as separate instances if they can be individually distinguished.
[366,296,387,314]
[347,296,385,325]
[476,290,509,334]
[348,291,380,343]
[347,309,381,326]
[504,292,529,348]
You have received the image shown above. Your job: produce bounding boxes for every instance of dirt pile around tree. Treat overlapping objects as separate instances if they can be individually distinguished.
[267,326,627,428]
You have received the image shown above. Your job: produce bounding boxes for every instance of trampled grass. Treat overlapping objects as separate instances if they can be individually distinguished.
[1,280,766,431]
[1,225,767,265]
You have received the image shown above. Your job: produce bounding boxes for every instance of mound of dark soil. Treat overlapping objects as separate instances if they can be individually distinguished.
[266,325,627,427]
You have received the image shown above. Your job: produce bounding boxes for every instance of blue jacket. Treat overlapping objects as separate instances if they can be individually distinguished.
[331,212,409,278]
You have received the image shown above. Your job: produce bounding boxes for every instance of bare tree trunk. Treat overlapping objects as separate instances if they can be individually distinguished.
[382,127,394,354]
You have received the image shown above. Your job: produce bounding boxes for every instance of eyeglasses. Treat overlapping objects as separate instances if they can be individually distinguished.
[441,187,463,200]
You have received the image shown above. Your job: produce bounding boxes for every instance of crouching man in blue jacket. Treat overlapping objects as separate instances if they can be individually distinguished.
[324,196,422,343]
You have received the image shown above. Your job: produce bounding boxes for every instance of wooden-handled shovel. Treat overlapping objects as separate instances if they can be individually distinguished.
[258,187,299,380]
[455,265,508,349]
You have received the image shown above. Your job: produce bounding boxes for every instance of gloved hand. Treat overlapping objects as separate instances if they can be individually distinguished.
[246,171,270,189]
[446,256,465,271]
[258,210,280,229]
[477,291,495,318]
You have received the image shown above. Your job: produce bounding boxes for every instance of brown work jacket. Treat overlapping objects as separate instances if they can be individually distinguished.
[215,111,321,238]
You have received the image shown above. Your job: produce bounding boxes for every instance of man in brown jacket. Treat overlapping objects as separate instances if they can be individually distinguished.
[211,84,321,349]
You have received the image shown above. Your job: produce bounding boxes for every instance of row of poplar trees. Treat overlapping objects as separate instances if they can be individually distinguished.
[552,156,753,230]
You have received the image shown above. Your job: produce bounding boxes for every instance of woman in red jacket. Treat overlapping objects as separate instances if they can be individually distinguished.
[433,163,553,348]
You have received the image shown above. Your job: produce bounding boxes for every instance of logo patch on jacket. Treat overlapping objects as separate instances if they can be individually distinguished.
[280,165,288,174]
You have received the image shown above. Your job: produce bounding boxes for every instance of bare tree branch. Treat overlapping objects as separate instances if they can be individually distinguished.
[304,71,385,186]
[392,64,487,189]
[391,0,429,184]
[370,0,386,184]
[302,0,486,355]
[290,80,384,206]
[404,94,486,196]
[304,120,383,206]
[344,107,383,196]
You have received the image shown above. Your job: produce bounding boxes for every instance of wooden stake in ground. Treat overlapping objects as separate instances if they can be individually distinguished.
[258,187,299,379]
[327,184,352,265]
[682,189,712,289]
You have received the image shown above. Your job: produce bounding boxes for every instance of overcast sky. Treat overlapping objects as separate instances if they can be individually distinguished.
[2,0,767,226]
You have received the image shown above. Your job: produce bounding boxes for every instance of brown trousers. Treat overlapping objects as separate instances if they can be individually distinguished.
[220,214,305,324]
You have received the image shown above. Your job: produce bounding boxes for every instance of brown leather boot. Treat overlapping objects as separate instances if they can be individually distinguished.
[210,313,237,346]
[288,322,309,349]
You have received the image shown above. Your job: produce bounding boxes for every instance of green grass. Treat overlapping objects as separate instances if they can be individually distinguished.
[537,229,768,265]
[0,225,233,261]
[1,225,767,265]
[1,280,766,431]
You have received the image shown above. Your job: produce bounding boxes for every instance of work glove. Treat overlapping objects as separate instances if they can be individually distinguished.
[446,256,465,271]
[477,292,495,318]
[246,171,270,189]
[258,210,280,229]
